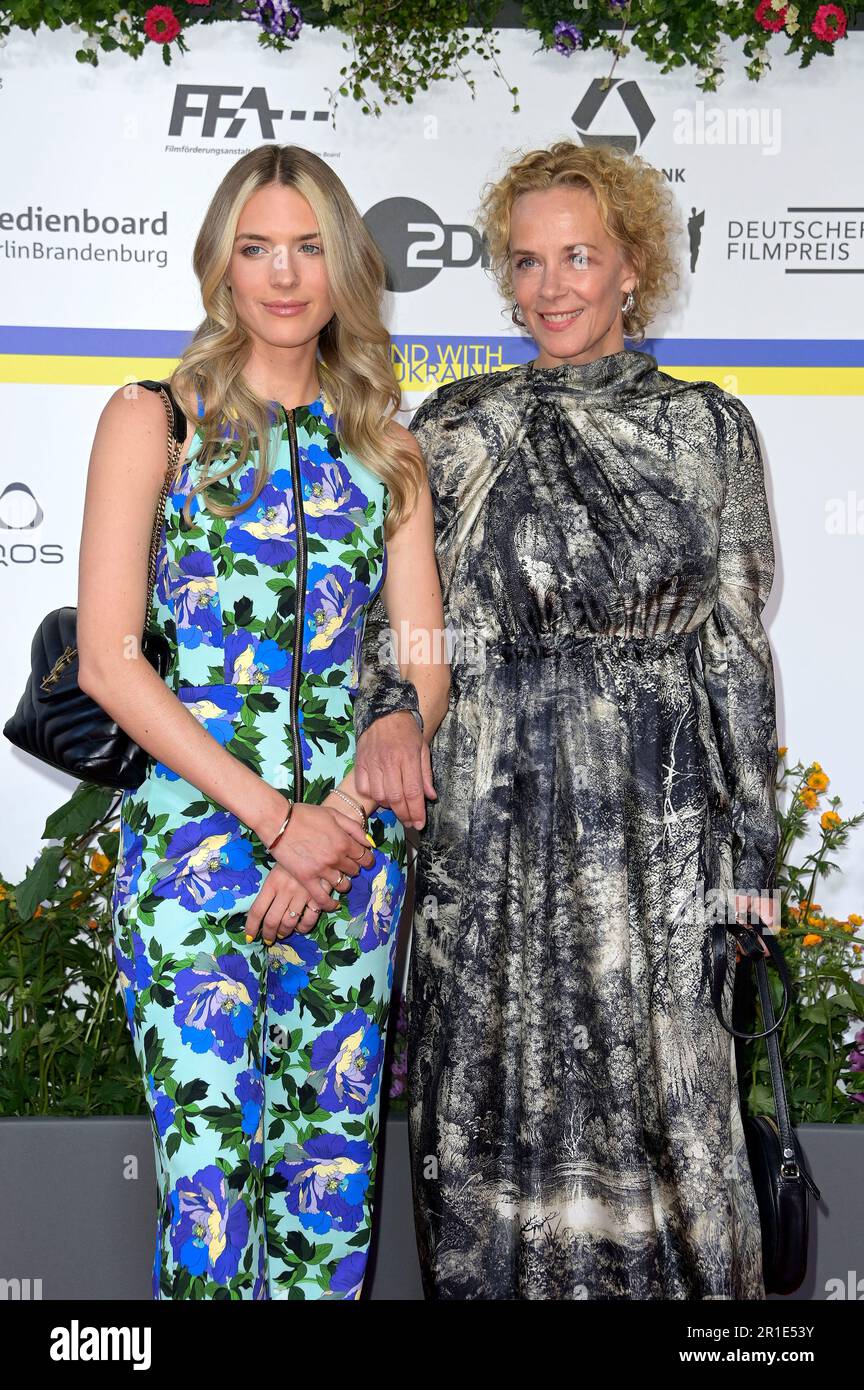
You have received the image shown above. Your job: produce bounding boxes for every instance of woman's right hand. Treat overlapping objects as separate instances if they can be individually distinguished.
[262,801,375,911]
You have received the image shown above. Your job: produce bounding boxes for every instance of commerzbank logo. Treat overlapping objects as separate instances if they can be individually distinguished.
[571,78,656,152]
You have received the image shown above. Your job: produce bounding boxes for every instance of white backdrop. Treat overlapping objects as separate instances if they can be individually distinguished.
[1,25,862,910]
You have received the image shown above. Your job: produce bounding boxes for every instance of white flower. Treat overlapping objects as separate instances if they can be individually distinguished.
[69,19,82,31]
[114,8,132,22]
[81,32,101,51]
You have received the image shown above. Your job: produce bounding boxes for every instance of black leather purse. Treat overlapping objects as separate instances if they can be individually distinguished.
[712,916,821,1295]
[3,380,187,792]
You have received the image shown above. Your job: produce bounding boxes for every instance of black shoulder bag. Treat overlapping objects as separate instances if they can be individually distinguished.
[712,917,821,1295]
[3,380,187,791]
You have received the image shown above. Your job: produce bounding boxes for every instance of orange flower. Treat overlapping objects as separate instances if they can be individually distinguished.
[33,904,43,918]
[848,913,863,928]
[90,853,111,875]
[802,933,823,947]
[0,883,7,901]
[807,771,829,793]
[87,918,99,931]
[854,944,862,955]
[777,746,787,757]
[806,914,823,928]
[799,789,818,810]
[821,810,841,831]
[787,905,801,919]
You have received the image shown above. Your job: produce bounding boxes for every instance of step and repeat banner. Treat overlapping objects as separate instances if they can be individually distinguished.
[1,26,862,902]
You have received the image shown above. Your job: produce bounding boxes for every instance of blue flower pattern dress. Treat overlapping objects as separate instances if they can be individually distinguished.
[111,382,408,1300]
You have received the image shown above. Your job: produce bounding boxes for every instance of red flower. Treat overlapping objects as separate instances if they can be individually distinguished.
[754,0,787,31]
[185,0,211,5]
[811,3,847,41]
[144,5,182,42]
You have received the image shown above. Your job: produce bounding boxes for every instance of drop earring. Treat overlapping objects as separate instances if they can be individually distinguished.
[511,302,525,328]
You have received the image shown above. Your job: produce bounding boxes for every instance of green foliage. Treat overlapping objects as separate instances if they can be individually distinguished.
[739,753,864,1125]
[0,2,851,113]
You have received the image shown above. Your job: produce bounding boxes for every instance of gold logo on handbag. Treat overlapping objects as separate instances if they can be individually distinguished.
[40,645,77,692]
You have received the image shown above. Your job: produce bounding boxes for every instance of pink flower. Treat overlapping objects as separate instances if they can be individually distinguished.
[144,5,181,41]
[811,4,847,42]
[754,0,787,32]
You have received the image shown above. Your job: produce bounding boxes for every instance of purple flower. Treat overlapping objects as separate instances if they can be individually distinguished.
[277,1132,372,1234]
[150,809,261,914]
[848,1049,864,1072]
[173,951,259,1062]
[224,468,297,568]
[345,852,405,953]
[553,21,583,54]
[301,442,369,541]
[147,1071,176,1137]
[236,1065,265,1167]
[266,931,323,1013]
[169,1163,250,1284]
[172,551,222,649]
[304,563,370,676]
[309,1008,384,1113]
[224,629,292,687]
[248,0,303,40]
[329,1250,367,1300]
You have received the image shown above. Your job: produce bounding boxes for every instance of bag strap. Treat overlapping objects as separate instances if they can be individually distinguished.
[711,918,793,1040]
[136,380,186,628]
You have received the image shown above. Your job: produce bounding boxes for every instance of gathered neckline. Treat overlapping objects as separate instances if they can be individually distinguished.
[522,346,657,397]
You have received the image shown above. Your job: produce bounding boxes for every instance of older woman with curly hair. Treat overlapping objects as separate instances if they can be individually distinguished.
[353,140,780,1300]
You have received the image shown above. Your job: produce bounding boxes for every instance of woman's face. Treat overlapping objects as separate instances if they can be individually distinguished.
[509,185,636,368]
[228,182,334,350]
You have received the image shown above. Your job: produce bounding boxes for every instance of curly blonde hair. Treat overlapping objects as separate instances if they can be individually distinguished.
[168,144,423,537]
[476,140,682,344]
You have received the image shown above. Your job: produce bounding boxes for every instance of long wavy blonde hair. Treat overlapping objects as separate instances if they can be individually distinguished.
[476,140,682,344]
[168,144,422,535]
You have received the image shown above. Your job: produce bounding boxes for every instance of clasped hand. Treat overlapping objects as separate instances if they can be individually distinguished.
[245,800,375,946]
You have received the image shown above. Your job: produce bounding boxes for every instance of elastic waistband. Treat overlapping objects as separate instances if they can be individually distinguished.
[485,629,700,664]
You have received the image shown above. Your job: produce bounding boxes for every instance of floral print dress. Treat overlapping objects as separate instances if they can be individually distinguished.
[355,347,780,1300]
[111,381,408,1300]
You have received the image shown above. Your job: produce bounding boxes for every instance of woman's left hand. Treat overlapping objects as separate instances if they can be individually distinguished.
[245,789,370,944]
[734,892,777,958]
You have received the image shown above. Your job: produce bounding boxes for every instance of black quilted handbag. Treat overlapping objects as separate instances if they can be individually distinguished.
[712,916,821,1295]
[3,380,187,791]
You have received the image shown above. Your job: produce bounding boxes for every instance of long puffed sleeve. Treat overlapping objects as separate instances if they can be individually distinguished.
[353,585,423,741]
[699,390,780,897]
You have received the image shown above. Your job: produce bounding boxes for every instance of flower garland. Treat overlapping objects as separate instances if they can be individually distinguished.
[0,1,851,112]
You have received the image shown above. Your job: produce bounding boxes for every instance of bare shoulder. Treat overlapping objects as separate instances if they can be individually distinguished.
[385,415,424,455]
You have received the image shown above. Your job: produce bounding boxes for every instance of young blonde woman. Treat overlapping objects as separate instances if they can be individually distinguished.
[77,143,449,1301]
[354,140,780,1300]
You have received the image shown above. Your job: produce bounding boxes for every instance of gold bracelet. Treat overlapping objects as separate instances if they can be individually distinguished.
[330,787,368,830]
[265,802,294,853]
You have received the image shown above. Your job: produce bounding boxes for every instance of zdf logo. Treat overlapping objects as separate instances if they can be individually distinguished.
[363,198,490,292]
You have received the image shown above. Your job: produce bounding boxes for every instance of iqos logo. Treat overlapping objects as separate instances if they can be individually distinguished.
[0,483,64,565]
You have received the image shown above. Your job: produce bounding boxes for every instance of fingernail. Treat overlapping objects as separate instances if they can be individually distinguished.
[244,933,254,942]
[365,832,375,846]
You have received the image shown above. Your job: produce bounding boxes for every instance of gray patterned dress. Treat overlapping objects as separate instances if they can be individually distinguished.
[354,346,780,1300]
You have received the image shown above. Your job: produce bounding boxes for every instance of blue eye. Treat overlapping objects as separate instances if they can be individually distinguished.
[300,242,322,255]
[240,244,266,257]
[571,250,589,266]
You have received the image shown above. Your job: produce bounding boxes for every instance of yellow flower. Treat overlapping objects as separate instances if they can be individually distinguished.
[777,746,787,757]
[807,771,829,793]
[806,914,823,928]
[802,933,823,947]
[854,944,862,955]
[840,920,856,934]
[821,810,841,831]
[90,853,111,875]
[811,761,822,772]
[0,883,7,901]
[848,913,863,927]
[799,789,818,810]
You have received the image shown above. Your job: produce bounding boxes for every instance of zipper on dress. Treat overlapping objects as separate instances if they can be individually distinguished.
[284,405,307,803]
